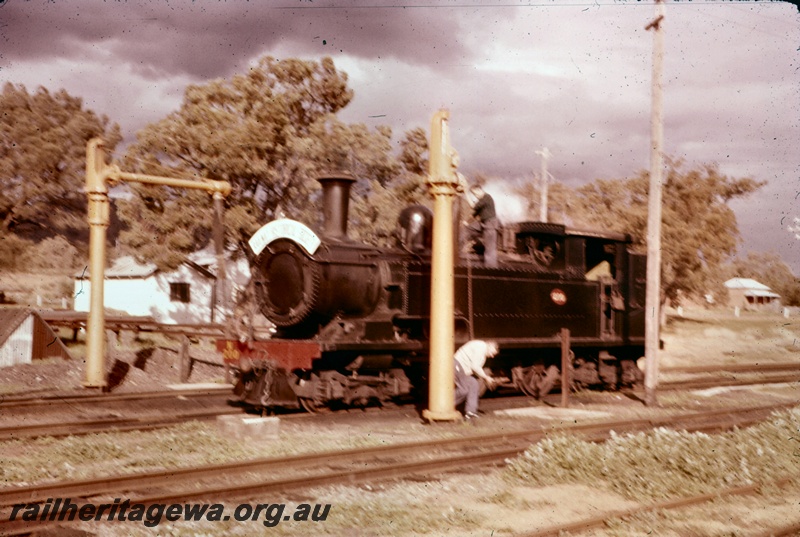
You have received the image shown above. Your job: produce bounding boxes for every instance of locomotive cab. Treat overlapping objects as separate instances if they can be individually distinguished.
[511,222,567,270]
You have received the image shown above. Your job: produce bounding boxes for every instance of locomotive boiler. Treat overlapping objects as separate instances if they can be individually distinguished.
[218,174,646,412]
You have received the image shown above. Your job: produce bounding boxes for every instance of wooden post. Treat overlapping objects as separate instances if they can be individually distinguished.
[560,328,571,408]
[179,335,191,383]
[644,0,666,407]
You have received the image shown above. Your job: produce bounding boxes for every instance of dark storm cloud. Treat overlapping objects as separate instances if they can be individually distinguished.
[1,0,474,80]
[2,0,798,271]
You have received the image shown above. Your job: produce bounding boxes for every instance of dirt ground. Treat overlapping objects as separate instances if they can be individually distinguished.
[0,332,227,396]
[2,307,799,536]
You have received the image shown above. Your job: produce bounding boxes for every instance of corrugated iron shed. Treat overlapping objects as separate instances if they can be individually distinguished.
[724,278,781,298]
[0,307,73,367]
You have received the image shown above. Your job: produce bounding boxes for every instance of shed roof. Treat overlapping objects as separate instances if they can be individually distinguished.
[0,307,73,361]
[725,278,770,290]
[75,248,242,280]
[724,278,780,298]
[0,307,32,347]
[74,255,158,279]
[106,256,159,278]
[746,289,781,298]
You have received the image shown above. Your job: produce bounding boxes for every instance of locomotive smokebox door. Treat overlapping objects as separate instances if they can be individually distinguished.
[254,239,320,327]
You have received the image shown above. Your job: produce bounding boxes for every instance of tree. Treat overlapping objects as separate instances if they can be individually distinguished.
[349,127,433,247]
[571,159,764,303]
[513,178,580,225]
[398,127,428,177]
[0,83,121,240]
[118,56,404,268]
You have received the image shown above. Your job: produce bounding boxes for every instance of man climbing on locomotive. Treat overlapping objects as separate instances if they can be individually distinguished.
[464,184,499,267]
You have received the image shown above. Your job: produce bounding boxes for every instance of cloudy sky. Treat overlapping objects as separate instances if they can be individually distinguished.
[3,0,799,273]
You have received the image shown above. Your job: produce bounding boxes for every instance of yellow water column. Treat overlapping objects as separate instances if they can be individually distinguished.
[84,138,111,388]
[83,138,231,388]
[422,109,462,422]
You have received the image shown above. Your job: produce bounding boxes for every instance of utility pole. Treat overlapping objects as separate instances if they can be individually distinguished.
[535,147,550,222]
[644,0,665,407]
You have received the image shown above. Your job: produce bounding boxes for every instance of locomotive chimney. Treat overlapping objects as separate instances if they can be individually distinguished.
[317,174,356,239]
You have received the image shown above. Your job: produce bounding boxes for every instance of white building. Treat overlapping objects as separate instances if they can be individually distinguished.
[73,250,250,324]
[724,278,782,312]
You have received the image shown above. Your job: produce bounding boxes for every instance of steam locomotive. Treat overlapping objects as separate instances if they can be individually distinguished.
[217,174,646,412]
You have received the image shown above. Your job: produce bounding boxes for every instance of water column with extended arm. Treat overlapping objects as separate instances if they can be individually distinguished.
[83,138,231,388]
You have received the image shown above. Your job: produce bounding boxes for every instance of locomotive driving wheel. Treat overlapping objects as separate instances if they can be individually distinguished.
[514,364,561,399]
[298,397,331,414]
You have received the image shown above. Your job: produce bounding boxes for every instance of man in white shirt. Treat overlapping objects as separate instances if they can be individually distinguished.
[454,340,498,419]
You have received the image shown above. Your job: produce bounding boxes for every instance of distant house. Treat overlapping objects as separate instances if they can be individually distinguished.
[0,307,72,367]
[73,249,250,324]
[724,278,782,312]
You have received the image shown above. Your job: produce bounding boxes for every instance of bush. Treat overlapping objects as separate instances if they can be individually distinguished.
[505,407,800,501]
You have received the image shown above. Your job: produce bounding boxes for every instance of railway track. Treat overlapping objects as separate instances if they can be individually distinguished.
[662,361,800,374]
[660,373,800,392]
[0,386,233,409]
[0,386,238,440]
[519,474,800,537]
[0,361,796,440]
[1,400,796,536]
[659,361,800,391]
[0,408,242,441]
[1,365,792,412]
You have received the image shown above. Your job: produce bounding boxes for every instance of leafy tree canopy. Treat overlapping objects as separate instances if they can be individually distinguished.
[0,82,121,238]
[569,158,765,303]
[350,127,432,246]
[118,56,420,269]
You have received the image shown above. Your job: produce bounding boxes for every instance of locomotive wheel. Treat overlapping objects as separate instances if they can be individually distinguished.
[232,374,254,397]
[299,397,331,414]
[517,365,560,399]
[540,365,562,397]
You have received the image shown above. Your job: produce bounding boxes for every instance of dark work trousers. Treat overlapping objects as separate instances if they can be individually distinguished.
[482,217,499,268]
[464,217,499,268]
[454,361,480,415]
